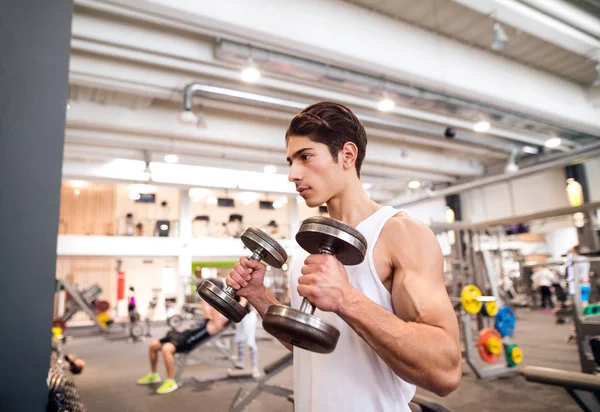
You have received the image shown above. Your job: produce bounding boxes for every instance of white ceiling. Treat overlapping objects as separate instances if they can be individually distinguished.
[65,0,600,204]
[345,0,598,85]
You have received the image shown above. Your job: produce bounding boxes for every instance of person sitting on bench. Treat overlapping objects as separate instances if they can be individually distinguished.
[136,282,230,395]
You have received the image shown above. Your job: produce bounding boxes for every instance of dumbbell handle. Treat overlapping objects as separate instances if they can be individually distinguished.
[223,248,266,295]
[299,247,335,315]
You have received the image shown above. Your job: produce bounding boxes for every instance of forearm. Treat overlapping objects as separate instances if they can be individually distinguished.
[338,290,460,396]
[247,288,294,352]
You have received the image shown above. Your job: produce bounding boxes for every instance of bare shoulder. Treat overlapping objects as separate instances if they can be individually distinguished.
[381,213,441,256]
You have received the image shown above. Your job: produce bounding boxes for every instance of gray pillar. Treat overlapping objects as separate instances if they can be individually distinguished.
[0,1,73,410]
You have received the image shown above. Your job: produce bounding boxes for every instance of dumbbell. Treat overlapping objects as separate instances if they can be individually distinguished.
[262,216,367,353]
[196,228,287,323]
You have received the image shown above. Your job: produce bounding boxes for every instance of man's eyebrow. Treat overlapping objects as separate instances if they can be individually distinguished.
[286,148,311,164]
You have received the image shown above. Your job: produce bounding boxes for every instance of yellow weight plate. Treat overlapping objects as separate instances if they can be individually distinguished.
[97,312,110,328]
[511,347,523,365]
[461,284,483,314]
[485,301,499,317]
[486,337,502,355]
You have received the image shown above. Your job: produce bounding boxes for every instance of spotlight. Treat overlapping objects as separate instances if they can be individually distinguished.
[241,66,261,83]
[491,22,509,51]
[473,121,490,132]
[377,98,395,112]
[179,110,197,124]
[408,180,421,189]
[545,137,562,148]
[164,154,179,164]
[264,165,277,174]
[522,146,540,155]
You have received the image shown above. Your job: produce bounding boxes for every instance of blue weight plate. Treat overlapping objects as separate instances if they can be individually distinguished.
[495,306,516,337]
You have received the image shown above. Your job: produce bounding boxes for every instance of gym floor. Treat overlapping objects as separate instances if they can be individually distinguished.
[66,309,581,412]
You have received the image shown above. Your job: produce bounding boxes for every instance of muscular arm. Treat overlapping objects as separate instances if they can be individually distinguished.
[337,217,461,396]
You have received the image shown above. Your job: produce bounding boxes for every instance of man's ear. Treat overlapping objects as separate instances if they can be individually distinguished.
[341,142,358,170]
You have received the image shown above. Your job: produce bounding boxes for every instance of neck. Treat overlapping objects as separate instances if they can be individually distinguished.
[326,177,381,227]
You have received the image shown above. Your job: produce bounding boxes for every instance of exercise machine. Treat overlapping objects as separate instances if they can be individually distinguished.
[53,279,111,334]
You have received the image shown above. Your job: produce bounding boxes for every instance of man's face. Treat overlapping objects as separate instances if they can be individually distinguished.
[286,135,344,208]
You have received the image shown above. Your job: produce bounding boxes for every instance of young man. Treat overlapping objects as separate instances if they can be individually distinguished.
[136,288,230,394]
[227,102,461,411]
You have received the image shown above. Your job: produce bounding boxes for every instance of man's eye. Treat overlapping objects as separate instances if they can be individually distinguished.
[302,154,311,161]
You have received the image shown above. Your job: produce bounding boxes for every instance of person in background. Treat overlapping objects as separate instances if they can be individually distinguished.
[532,266,558,311]
[136,280,230,394]
[231,297,260,378]
[128,286,138,322]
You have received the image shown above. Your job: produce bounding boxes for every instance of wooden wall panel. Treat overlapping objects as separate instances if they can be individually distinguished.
[58,182,116,235]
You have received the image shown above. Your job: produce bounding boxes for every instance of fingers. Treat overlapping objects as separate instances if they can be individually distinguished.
[234,264,252,282]
[240,256,264,271]
[297,284,321,299]
[227,268,247,289]
[297,274,320,285]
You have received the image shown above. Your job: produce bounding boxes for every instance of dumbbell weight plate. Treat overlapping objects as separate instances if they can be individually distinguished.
[263,305,340,354]
[263,217,366,353]
[240,227,288,269]
[197,228,287,323]
[197,279,247,323]
[295,216,367,265]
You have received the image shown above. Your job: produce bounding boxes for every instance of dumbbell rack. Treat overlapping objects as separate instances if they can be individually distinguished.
[461,312,519,379]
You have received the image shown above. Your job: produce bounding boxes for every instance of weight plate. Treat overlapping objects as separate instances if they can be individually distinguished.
[296,217,367,266]
[476,328,502,364]
[486,337,502,355]
[53,318,67,333]
[506,344,523,367]
[483,301,498,317]
[241,228,288,268]
[460,285,483,314]
[166,314,182,329]
[197,279,246,323]
[495,306,516,337]
[131,323,144,337]
[263,305,340,354]
[95,300,110,314]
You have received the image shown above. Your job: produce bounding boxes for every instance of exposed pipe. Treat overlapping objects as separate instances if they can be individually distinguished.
[181,82,520,154]
[389,140,600,207]
[216,40,586,148]
[519,0,600,40]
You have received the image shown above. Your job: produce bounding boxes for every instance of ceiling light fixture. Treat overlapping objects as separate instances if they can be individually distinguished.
[241,66,261,83]
[164,154,179,164]
[491,22,509,51]
[473,121,491,132]
[408,180,421,189]
[545,137,562,148]
[377,97,395,112]
[522,146,539,155]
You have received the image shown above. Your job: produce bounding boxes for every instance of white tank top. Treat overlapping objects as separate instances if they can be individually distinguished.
[290,206,416,412]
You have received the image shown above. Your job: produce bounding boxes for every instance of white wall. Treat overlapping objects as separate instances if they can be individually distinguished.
[120,257,179,320]
[585,158,600,202]
[461,169,569,223]
[402,198,447,224]
[544,226,579,259]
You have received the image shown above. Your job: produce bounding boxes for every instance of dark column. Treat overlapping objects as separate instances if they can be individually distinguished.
[0,1,73,410]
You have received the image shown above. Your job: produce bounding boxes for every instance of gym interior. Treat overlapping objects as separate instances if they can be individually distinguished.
[3,1,600,411]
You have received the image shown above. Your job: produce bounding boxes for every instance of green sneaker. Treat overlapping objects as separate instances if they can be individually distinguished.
[136,372,161,385]
[156,379,179,395]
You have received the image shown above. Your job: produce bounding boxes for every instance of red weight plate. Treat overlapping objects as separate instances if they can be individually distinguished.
[477,327,502,364]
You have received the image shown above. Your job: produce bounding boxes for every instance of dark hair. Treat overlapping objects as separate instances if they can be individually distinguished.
[129,286,134,292]
[285,102,367,177]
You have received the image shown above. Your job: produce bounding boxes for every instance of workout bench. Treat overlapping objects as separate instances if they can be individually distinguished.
[174,323,236,384]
